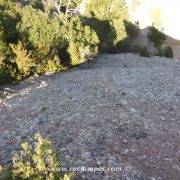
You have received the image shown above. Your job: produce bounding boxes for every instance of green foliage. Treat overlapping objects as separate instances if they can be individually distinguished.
[0,133,73,180]
[17,6,66,51]
[0,26,8,53]
[0,51,14,84]
[124,21,140,39]
[164,46,173,58]
[12,133,60,179]
[18,7,99,66]
[156,47,163,57]
[83,0,128,51]
[0,0,20,43]
[83,17,115,52]
[11,42,36,80]
[15,7,69,77]
[139,47,151,57]
[156,46,173,58]
[0,66,13,85]
[148,26,166,47]
[113,38,132,53]
[68,41,81,66]
[45,56,64,73]
[36,55,66,74]
[67,16,99,65]
[132,46,151,57]
[127,45,151,57]
[0,164,12,179]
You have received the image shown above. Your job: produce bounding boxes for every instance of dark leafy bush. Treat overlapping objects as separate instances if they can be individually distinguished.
[0,0,20,43]
[0,26,8,53]
[124,20,140,39]
[164,46,173,58]
[148,26,166,47]
[0,61,13,85]
[83,17,115,52]
[113,37,133,53]
[156,46,173,58]
[156,47,164,57]
[139,47,151,57]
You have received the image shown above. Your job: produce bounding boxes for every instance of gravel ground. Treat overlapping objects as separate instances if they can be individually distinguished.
[0,53,180,179]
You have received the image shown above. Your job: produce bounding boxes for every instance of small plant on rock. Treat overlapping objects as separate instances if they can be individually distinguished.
[0,133,73,179]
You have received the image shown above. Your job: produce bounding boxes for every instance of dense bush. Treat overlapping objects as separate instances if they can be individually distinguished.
[0,133,72,179]
[11,42,36,80]
[0,62,13,85]
[156,46,173,58]
[67,16,99,65]
[1,5,98,83]
[164,46,173,58]
[17,6,99,65]
[0,26,8,53]
[113,38,132,53]
[148,26,166,47]
[0,0,20,43]
[124,21,140,39]
[17,7,66,52]
[139,47,151,57]
[83,0,128,51]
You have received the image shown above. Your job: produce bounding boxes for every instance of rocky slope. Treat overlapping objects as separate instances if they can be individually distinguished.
[0,53,180,179]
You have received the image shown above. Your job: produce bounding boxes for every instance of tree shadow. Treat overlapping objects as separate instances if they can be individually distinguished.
[82,17,116,53]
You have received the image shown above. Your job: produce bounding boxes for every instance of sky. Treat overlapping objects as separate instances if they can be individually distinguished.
[125,0,180,40]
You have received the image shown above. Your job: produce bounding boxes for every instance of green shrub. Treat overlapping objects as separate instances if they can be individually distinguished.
[148,26,166,47]
[113,37,132,53]
[0,3,100,84]
[12,133,61,179]
[139,47,151,57]
[83,0,128,51]
[0,0,20,43]
[0,66,13,85]
[130,45,151,57]
[0,26,8,53]
[11,42,36,80]
[0,133,73,180]
[18,7,99,66]
[156,46,173,58]
[36,55,66,74]
[67,16,99,65]
[16,7,69,76]
[0,52,14,84]
[124,21,140,39]
[164,46,173,58]
[17,6,66,52]
[156,47,164,57]
[83,17,115,52]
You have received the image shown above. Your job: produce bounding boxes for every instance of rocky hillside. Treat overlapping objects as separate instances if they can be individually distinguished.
[0,54,180,179]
